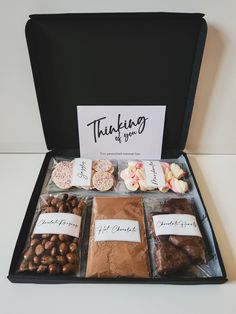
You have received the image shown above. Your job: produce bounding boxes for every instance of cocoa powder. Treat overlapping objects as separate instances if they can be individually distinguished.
[86,196,150,278]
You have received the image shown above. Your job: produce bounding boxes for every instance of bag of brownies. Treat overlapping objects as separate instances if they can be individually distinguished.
[17,193,88,276]
[145,197,208,277]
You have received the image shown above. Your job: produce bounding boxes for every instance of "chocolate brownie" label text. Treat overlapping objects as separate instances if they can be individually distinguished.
[153,214,202,237]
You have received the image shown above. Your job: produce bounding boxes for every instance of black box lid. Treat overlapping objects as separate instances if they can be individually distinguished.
[26,12,207,157]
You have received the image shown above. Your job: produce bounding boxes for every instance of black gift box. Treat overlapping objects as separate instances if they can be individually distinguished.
[8,12,227,284]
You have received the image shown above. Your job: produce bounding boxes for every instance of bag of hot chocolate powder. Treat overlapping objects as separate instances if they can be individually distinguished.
[86,196,150,278]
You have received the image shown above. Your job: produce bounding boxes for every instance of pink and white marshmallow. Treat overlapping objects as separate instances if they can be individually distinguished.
[169,178,188,193]
[124,178,139,191]
[170,163,186,179]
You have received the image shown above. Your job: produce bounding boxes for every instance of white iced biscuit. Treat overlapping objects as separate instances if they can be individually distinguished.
[93,160,112,172]
[51,161,73,189]
[92,171,114,191]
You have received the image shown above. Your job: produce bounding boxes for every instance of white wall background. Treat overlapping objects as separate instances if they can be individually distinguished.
[0,0,235,153]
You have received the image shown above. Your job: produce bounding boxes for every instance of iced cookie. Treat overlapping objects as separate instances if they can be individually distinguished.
[92,171,114,191]
[93,160,112,172]
[51,161,73,189]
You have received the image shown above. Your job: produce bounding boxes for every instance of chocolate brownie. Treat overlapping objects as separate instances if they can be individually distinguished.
[149,198,206,276]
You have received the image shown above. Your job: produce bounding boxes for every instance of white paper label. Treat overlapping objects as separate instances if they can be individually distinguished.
[33,213,82,238]
[77,105,166,159]
[143,160,165,189]
[71,158,92,187]
[94,219,141,242]
[153,214,202,237]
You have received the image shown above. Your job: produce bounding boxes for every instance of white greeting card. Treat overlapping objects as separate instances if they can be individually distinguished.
[77,105,166,159]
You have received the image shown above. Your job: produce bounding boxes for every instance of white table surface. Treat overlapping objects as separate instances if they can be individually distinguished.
[0,153,235,314]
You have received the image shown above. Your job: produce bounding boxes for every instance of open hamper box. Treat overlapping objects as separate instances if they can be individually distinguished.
[8,12,227,284]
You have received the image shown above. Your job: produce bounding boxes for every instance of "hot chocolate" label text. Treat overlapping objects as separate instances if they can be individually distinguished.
[94,219,141,242]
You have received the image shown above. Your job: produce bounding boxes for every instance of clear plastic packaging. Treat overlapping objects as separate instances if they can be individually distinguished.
[144,196,215,278]
[117,159,189,194]
[18,156,225,280]
[85,196,150,278]
[43,157,118,193]
[17,193,89,276]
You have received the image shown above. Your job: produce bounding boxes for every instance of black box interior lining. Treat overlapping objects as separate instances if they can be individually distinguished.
[26,13,206,157]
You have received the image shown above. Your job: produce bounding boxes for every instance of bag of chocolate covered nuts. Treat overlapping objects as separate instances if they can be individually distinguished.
[17,193,88,276]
